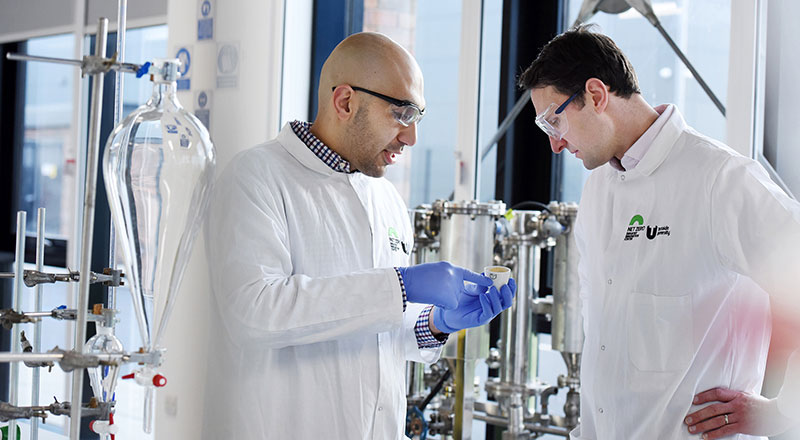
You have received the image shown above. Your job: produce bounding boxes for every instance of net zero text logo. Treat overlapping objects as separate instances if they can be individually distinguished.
[624,214,671,241]
[388,227,411,254]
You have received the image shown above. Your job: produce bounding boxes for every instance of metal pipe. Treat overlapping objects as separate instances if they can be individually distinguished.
[31,208,45,440]
[652,21,726,116]
[471,413,570,437]
[70,17,109,440]
[9,211,27,440]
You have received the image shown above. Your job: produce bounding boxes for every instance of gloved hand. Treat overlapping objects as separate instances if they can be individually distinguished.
[397,261,493,309]
[432,278,516,333]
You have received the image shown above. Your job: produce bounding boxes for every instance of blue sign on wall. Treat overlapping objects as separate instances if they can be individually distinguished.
[198,0,214,40]
[176,47,191,90]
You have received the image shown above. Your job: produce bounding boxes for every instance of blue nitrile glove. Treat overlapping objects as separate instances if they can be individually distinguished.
[432,278,517,333]
[397,261,493,310]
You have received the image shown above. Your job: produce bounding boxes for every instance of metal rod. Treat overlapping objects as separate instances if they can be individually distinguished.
[31,208,45,440]
[0,350,159,365]
[9,211,27,440]
[70,17,109,440]
[653,21,726,116]
[19,312,53,319]
[108,0,128,319]
[480,92,530,161]
[5,52,83,67]
[5,52,141,75]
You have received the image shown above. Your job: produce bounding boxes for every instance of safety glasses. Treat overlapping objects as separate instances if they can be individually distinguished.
[333,86,425,127]
[535,91,580,140]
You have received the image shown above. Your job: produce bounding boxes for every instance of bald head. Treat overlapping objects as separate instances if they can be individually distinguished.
[309,32,424,178]
[317,32,424,114]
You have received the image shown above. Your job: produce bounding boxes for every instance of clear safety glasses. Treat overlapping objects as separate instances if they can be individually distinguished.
[535,91,580,140]
[334,86,425,127]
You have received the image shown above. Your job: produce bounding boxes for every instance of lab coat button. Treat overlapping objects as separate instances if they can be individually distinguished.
[607,278,612,285]
[601,345,606,351]
[599,408,604,414]
[621,175,626,181]
[378,406,383,411]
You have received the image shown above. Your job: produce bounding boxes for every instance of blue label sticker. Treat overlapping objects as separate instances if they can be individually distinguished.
[198,18,213,40]
[201,0,211,17]
[180,134,190,148]
[177,79,191,90]
[165,124,178,134]
[198,91,208,108]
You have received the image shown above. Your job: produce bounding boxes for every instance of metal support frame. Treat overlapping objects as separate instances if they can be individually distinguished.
[69,16,109,439]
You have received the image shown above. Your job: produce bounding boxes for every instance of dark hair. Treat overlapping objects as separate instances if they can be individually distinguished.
[518,24,640,106]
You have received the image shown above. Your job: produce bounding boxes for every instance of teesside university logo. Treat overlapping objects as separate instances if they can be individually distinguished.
[624,214,671,241]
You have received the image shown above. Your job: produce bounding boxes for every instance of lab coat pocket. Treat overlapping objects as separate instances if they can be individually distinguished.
[628,292,693,372]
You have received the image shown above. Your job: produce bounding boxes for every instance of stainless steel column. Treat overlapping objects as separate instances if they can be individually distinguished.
[550,202,582,428]
[434,200,505,440]
[498,211,542,439]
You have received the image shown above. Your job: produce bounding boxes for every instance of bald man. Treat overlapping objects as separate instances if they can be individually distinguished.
[201,32,515,439]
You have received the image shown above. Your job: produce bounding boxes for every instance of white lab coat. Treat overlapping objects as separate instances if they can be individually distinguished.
[571,105,800,439]
[201,124,441,439]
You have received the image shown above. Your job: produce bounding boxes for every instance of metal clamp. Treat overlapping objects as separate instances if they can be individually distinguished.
[0,398,114,423]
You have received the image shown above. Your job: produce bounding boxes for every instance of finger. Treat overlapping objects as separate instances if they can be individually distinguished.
[487,286,503,316]
[693,387,739,405]
[700,422,741,440]
[508,278,517,297]
[461,269,493,287]
[464,282,489,297]
[687,413,729,436]
[685,402,732,425]
[478,291,493,322]
[499,284,513,309]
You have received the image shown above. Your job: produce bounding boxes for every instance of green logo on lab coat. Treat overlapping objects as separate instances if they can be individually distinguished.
[388,227,399,239]
[629,214,644,226]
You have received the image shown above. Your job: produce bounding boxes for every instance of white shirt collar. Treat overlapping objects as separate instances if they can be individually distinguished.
[611,104,673,172]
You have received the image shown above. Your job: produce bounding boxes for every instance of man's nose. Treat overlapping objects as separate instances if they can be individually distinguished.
[550,136,568,154]
[398,122,417,147]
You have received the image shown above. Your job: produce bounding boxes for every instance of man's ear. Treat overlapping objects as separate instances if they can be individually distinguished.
[331,85,356,121]
[584,78,609,114]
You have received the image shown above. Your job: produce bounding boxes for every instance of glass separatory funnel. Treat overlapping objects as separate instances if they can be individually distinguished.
[103,59,216,352]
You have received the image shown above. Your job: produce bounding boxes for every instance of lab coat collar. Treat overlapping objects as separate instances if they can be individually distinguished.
[622,104,686,177]
[277,123,338,177]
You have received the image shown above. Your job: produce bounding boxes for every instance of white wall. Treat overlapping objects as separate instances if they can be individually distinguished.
[158,1,290,438]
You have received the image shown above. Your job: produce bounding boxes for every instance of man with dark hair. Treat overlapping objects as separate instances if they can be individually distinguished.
[520,25,800,439]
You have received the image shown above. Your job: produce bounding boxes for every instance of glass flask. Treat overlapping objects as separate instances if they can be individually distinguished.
[103,59,216,352]
[84,323,123,440]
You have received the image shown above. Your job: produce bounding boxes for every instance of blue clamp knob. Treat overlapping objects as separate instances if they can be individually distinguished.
[136,62,152,78]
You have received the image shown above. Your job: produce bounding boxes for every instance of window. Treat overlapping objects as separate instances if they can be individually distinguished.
[364,0,504,207]
[560,0,730,203]
[20,34,76,239]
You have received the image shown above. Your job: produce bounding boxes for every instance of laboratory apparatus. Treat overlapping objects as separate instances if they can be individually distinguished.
[0,7,214,437]
[103,57,216,431]
[407,201,582,439]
